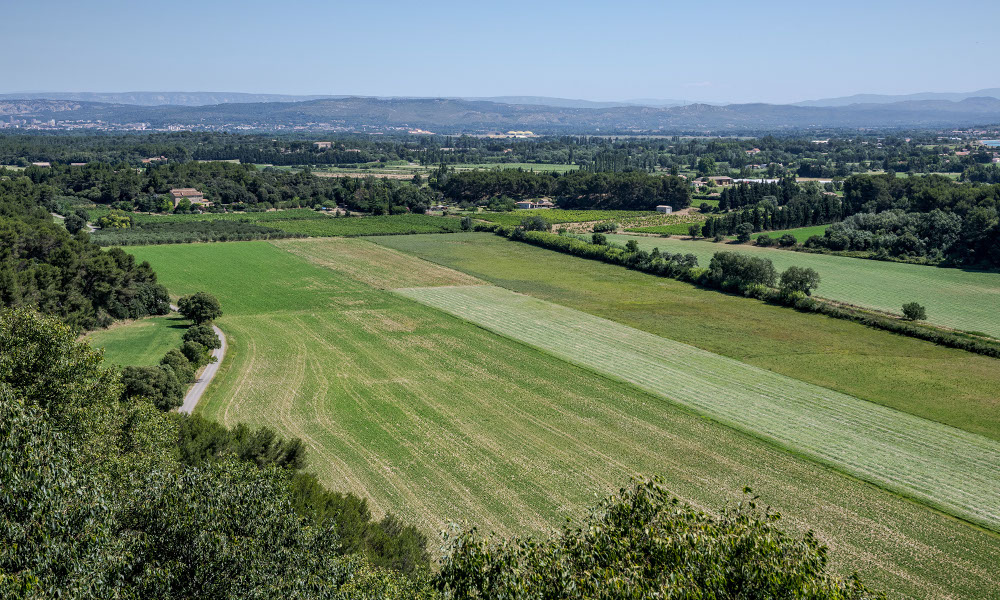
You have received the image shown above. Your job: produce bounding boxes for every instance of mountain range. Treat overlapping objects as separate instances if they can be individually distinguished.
[2,92,999,133]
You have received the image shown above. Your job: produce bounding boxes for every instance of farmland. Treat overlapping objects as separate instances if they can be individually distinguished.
[126,239,1000,597]
[374,233,1000,441]
[471,209,656,227]
[84,312,187,366]
[266,214,461,236]
[602,233,1000,338]
[399,284,1000,529]
[751,224,831,242]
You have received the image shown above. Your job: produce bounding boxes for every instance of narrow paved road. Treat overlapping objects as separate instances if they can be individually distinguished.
[170,304,227,414]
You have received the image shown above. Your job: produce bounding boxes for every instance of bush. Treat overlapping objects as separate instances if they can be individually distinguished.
[460,216,473,231]
[592,221,618,233]
[591,233,607,245]
[181,340,211,367]
[734,223,753,243]
[756,234,774,247]
[519,216,552,232]
[183,322,221,349]
[709,251,777,290]
[121,364,184,410]
[902,302,927,321]
[778,234,798,247]
[689,223,702,238]
[161,348,195,383]
[780,266,821,296]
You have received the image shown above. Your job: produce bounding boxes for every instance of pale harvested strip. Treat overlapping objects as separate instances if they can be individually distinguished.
[397,284,1000,531]
[604,234,1000,338]
[272,237,484,289]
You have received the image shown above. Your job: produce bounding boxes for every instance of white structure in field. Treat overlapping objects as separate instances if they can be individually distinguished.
[656,205,673,214]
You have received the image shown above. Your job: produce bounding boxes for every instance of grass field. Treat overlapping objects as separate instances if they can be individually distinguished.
[267,214,461,236]
[374,233,1000,441]
[127,239,1000,598]
[751,224,830,242]
[399,284,1000,530]
[602,233,1000,338]
[473,209,656,227]
[84,313,187,366]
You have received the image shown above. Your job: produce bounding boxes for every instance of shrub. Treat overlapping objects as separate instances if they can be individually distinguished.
[689,223,702,238]
[780,266,821,296]
[734,223,753,243]
[625,239,640,253]
[592,221,618,233]
[756,234,774,247]
[902,302,927,321]
[460,216,473,231]
[161,348,195,383]
[180,340,211,367]
[778,233,798,247]
[183,322,221,350]
[591,233,607,245]
[708,251,777,290]
[120,365,184,410]
[520,215,551,232]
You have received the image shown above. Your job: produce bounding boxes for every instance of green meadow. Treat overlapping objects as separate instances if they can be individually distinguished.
[84,313,187,366]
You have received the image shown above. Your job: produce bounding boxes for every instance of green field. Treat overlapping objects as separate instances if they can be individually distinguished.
[625,223,697,235]
[473,209,656,227]
[602,233,1000,338]
[374,233,1000,441]
[126,239,1000,597]
[84,313,187,366]
[267,214,461,236]
[751,224,831,242]
[400,284,1000,529]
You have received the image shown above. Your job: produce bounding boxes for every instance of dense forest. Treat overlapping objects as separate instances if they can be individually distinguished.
[0,176,169,329]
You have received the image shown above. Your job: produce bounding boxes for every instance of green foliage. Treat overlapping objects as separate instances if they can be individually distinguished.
[178,291,222,324]
[735,222,754,243]
[689,223,702,238]
[519,215,551,232]
[474,209,655,228]
[266,214,462,237]
[96,209,133,229]
[592,220,618,233]
[779,233,799,246]
[161,348,195,383]
[902,302,927,321]
[780,266,822,296]
[182,321,221,349]
[91,218,303,246]
[120,364,184,410]
[591,232,607,245]
[460,216,473,231]
[437,479,882,599]
[180,340,211,367]
[709,251,777,290]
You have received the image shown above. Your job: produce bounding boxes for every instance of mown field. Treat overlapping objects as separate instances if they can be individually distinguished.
[602,233,1000,338]
[751,224,831,242]
[84,312,187,366]
[399,285,1000,530]
[127,239,1000,598]
[472,209,656,227]
[374,233,1000,441]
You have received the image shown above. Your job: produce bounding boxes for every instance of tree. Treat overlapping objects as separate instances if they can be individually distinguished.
[183,322,221,349]
[437,479,883,599]
[697,156,717,176]
[688,223,701,238]
[902,302,927,321]
[161,348,195,383]
[735,222,753,243]
[121,364,184,410]
[178,292,222,324]
[778,233,798,247]
[520,215,551,232]
[756,233,774,247]
[780,266,821,296]
[64,212,86,234]
[591,233,607,245]
[625,239,640,252]
[460,216,473,231]
[180,340,211,367]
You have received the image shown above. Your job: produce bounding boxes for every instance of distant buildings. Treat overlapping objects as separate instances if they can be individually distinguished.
[314,141,333,149]
[169,188,209,207]
[707,176,733,186]
[656,205,673,214]
[515,199,555,210]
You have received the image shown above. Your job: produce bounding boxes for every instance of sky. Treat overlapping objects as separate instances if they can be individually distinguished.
[2,0,997,104]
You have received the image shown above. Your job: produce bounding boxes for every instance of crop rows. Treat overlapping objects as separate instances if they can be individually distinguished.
[397,284,1000,531]
[267,214,462,237]
[472,209,656,227]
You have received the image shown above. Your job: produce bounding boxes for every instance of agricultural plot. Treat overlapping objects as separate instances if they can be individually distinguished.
[127,240,1000,597]
[399,284,1000,531]
[473,209,655,227]
[604,233,1000,338]
[84,313,187,366]
[266,214,462,236]
[374,233,1000,441]
[751,224,830,242]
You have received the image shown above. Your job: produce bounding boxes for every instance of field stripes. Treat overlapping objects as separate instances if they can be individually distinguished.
[604,234,1000,338]
[396,284,1000,531]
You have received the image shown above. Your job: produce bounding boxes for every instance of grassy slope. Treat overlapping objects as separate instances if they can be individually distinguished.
[84,313,187,366]
[127,240,1000,598]
[373,233,1000,441]
[602,233,1000,338]
[751,224,830,242]
[399,285,1000,530]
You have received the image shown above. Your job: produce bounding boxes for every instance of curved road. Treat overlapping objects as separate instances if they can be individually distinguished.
[170,304,227,415]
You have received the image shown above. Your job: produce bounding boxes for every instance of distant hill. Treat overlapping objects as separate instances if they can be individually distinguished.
[795,88,1000,107]
[3,96,1000,132]
[0,91,341,106]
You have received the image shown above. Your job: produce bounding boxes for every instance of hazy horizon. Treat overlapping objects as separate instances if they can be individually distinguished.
[3,0,998,105]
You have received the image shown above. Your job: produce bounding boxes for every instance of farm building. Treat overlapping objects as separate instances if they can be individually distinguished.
[313,141,332,149]
[707,176,733,186]
[656,205,673,214]
[169,188,209,207]
[515,201,535,209]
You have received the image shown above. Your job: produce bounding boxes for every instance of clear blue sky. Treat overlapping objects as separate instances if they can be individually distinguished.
[3,0,997,104]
